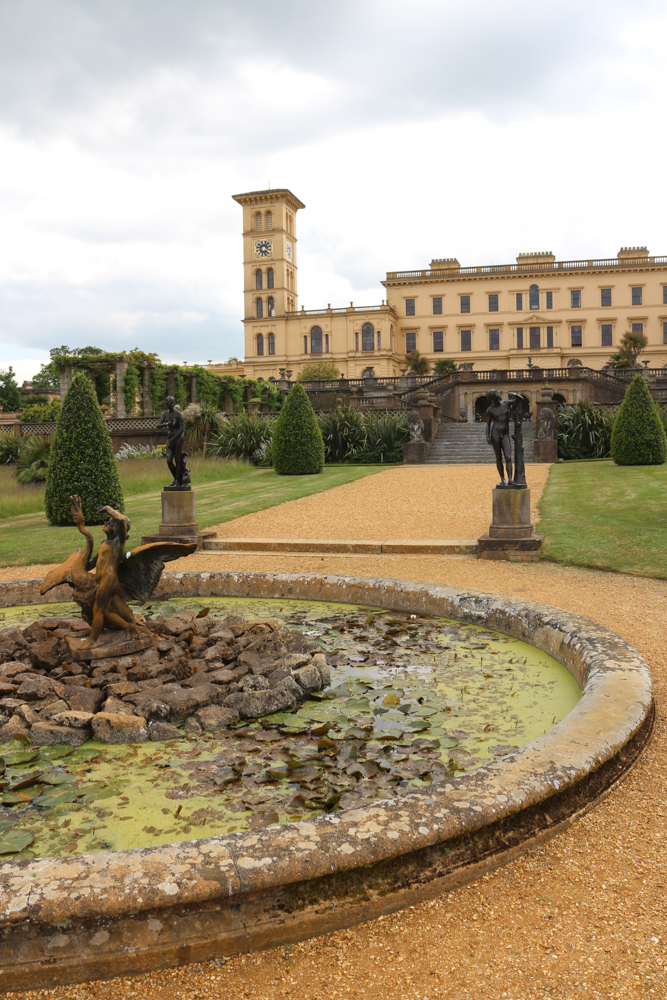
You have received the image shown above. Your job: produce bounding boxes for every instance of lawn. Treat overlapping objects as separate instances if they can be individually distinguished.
[537,460,667,578]
[0,459,384,567]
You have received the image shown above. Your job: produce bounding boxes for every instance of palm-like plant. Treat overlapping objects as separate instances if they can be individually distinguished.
[406,350,430,376]
[183,402,223,457]
[209,413,275,463]
[0,429,21,465]
[556,403,614,460]
[433,358,458,376]
[16,435,52,484]
[317,407,366,462]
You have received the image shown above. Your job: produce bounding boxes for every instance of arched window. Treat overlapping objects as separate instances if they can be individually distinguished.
[256,298,263,319]
[268,333,275,355]
[268,296,275,317]
[267,268,274,289]
[362,322,374,351]
[529,284,539,310]
[255,269,263,290]
[266,210,273,230]
[361,367,375,378]
[257,333,264,356]
[310,326,323,354]
[255,212,262,232]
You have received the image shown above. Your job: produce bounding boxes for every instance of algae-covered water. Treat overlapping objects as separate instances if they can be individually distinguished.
[0,596,580,859]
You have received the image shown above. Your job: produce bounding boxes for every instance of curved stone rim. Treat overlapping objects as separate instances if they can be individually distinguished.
[0,571,653,989]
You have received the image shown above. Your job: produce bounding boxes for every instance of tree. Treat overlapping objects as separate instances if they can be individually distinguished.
[45,370,124,525]
[272,382,324,475]
[606,330,649,370]
[297,361,341,381]
[610,373,666,466]
[433,358,458,375]
[33,345,107,396]
[405,350,430,376]
[0,368,20,412]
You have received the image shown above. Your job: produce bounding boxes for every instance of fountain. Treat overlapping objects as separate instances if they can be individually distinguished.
[0,568,653,991]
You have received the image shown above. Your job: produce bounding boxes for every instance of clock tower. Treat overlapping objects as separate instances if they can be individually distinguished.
[232,189,305,364]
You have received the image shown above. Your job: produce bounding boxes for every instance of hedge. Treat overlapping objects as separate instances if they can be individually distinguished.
[610,373,667,466]
[44,371,124,525]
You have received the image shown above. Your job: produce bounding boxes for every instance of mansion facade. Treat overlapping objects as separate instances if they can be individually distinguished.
[222,188,667,381]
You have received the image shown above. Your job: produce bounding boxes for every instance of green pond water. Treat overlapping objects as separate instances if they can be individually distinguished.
[0,596,580,859]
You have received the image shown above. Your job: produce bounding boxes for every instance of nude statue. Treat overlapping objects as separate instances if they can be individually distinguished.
[485,390,513,486]
[157,395,191,489]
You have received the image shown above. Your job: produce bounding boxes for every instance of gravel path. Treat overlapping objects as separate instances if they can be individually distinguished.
[212,464,551,541]
[7,464,667,999]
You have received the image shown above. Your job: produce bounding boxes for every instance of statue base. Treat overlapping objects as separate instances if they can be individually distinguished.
[477,487,543,562]
[403,441,429,464]
[66,629,154,662]
[533,439,558,463]
[141,489,215,549]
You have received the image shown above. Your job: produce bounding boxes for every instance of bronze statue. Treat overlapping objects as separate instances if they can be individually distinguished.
[40,496,196,648]
[485,390,527,489]
[157,395,191,490]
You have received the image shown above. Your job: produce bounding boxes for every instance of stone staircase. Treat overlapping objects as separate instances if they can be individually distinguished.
[426,421,535,464]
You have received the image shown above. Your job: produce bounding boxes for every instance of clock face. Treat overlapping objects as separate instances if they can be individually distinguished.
[286,241,293,262]
[254,238,273,259]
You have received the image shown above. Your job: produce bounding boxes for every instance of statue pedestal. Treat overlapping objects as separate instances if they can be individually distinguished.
[403,442,429,464]
[477,488,543,562]
[141,490,216,548]
[533,438,558,462]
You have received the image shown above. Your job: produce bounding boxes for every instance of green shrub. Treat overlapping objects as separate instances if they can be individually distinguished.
[272,383,324,475]
[610,373,667,466]
[20,399,61,423]
[209,413,275,464]
[0,429,21,465]
[556,402,614,460]
[16,436,52,484]
[318,406,366,462]
[44,370,124,525]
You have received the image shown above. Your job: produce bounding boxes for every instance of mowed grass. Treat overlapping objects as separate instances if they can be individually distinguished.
[537,460,667,578]
[0,459,384,567]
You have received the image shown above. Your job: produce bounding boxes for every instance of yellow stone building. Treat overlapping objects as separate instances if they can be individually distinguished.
[225,188,667,380]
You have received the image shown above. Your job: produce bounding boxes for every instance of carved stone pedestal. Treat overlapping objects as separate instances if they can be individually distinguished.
[141,490,215,548]
[477,488,543,562]
[403,442,429,464]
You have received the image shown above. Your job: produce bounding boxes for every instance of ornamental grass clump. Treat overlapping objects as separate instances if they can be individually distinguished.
[272,382,324,475]
[610,373,667,466]
[45,370,124,525]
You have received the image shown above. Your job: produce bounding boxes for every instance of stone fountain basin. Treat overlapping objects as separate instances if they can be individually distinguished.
[0,571,654,991]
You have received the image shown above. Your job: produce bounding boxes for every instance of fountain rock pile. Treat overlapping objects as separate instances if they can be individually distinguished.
[0,610,331,745]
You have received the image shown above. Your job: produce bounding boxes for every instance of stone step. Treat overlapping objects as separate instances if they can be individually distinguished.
[202,538,479,555]
[425,421,535,464]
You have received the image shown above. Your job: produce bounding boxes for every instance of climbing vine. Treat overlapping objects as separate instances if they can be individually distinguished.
[121,363,141,416]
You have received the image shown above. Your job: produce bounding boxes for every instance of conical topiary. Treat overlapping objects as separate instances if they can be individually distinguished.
[610,372,667,466]
[45,370,124,525]
[272,382,325,475]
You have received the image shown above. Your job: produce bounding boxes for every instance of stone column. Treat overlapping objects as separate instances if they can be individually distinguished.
[115,358,129,418]
[142,367,152,416]
[190,376,197,405]
[59,365,72,400]
[167,370,176,398]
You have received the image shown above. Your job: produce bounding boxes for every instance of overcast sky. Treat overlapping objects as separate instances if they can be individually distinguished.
[1,0,666,382]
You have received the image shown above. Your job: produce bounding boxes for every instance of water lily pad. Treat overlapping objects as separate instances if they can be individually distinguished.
[0,750,39,767]
[0,828,34,854]
[33,789,79,807]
